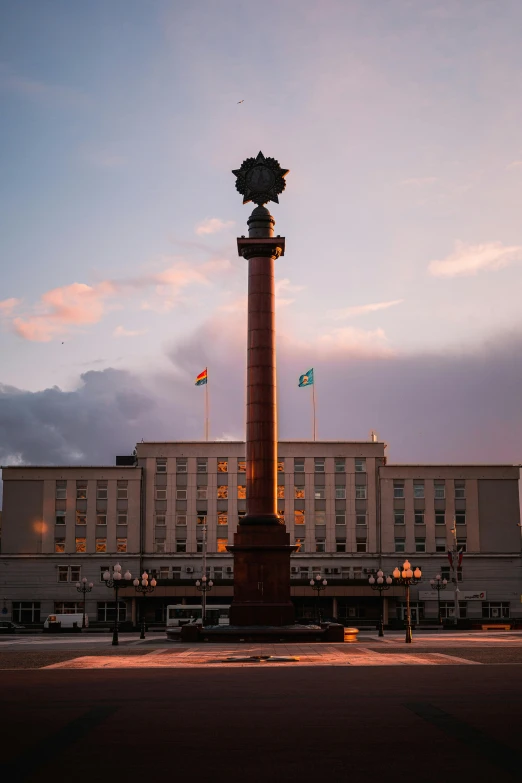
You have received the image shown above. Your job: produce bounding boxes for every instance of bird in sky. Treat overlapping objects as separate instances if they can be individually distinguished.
[237,99,244,104]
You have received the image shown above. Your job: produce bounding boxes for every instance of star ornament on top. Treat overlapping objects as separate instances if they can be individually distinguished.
[232,151,289,206]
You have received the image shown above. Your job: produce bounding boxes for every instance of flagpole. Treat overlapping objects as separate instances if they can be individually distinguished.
[204,369,209,441]
[312,378,317,442]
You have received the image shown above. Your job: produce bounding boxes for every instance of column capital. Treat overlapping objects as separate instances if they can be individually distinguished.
[237,237,285,260]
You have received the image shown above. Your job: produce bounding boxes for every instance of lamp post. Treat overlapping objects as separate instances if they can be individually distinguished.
[133,571,157,639]
[368,570,393,637]
[392,559,422,644]
[309,574,327,624]
[430,574,448,625]
[75,577,94,629]
[102,563,132,646]
[195,575,214,625]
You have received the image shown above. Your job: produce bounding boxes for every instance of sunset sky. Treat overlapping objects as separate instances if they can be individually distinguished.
[1,0,522,467]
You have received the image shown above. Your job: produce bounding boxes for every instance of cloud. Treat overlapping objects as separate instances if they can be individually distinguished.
[328,299,404,320]
[113,326,148,338]
[195,218,235,235]
[401,177,438,186]
[0,298,21,315]
[428,241,522,278]
[314,326,393,357]
[507,161,522,170]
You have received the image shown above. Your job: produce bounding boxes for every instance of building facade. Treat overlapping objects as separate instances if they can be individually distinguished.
[1,440,520,627]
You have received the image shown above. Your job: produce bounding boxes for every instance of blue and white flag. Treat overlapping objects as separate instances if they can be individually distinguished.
[298,368,314,387]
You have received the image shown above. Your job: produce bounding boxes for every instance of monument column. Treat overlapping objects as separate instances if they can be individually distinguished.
[228,152,295,626]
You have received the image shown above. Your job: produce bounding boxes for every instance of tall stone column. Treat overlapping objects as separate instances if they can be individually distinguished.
[228,152,295,626]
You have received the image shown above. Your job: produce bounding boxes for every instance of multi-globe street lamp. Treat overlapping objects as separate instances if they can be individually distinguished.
[368,570,393,637]
[309,574,327,624]
[102,563,132,645]
[430,574,448,625]
[392,560,422,644]
[75,577,94,629]
[133,571,157,639]
[195,575,214,625]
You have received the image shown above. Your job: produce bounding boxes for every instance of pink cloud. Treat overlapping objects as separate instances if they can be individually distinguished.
[195,218,235,235]
[0,298,21,315]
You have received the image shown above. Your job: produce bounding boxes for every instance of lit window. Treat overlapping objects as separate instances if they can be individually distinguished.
[277,485,285,499]
[217,460,228,473]
[335,458,345,473]
[217,486,228,499]
[277,459,284,473]
[218,514,228,525]
[117,515,127,525]
[176,515,187,526]
[414,512,425,525]
[156,458,167,473]
[294,458,305,473]
[355,486,367,499]
[356,514,366,526]
[314,458,325,473]
[176,489,187,500]
[294,509,305,525]
[335,514,346,525]
[355,458,366,473]
[413,483,424,499]
[393,483,404,498]
[75,537,86,553]
[96,538,107,553]
[116,538,127,553]
[295,486,305,499]
[294,538,304,552]
[56,480,67,500]
[76,481,87,500]
[335,487,346,499]
[238,460,246,473]
[277,513,285,523]
[176,458,187,473]
[314,487,325,499]
[315,512,326,525]
[217,538,228,553]
[237,485,246,500]
[76,513,87,525]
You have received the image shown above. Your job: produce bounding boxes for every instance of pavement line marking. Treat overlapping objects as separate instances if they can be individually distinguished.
[428,653,482,665]
[0,704,118,781]
[146,648,169,656]
[405,702,522,781]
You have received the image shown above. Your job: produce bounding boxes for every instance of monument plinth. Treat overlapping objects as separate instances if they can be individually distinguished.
[228,152,295,626]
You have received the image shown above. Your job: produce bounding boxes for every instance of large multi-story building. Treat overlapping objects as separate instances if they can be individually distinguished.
[1,440,520,627]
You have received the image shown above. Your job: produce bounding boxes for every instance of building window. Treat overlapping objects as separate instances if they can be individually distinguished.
[196,541,203,553]
[356,514,367,526]
[394,538,405,552]
[441,566,462,582]
[76,513,87,525]
[176,489,187,500]
[415,538,426,552]
[455,512,466,526]
[217,485,228,499]
[97,602,126,622]
[455,481,465,499]
[356,540,367,553]
[434,482,445,499]
[277,459,284,473]
[55,538,66,553]
[54,602,82,615]
[58,566,69,583]
[218,514,228,526]
[294,486,305,499]
[314,487,325,500]
[197,515,207,526]
[237,485,246,500]
[435,537,446,553]
[176,458,187,473]
[12,602,41,624]
[217,538,228,553]
[58,566,81,583]
[155,489,167,501]
[277,485,285,499]
[414,512,425,525]
[413,482,424,498]
[76,481,87,500]
[393,482,404,499]
[482,602,510,619]
[56,511,66,525]
[294,509,305,525]
[314,458,325,473]
[96,514,107,525]
[278,513,285,524]
[96,538,107,553]
[195,487,207,500]
[394,512,405,525]
[457,539,467,552]
[335,458,345,473]
[155,515,166,526]
[75,538,86,553]
[238,460,246,473]
[156,458,167,473]
[435,512,445,525]
[56,480,67,500]
[175,515,186,526]
[117,514,127,526]
[336,539,346,553]
[355,458,366,473]
[438,601,467,620]
[294,538,305,552]
[238,511,246,523]
[197,458,207,473]
[335,487,346,500]
[353,568,363,580]
[355,486,367,499]
[154,541,166,553]
[217,459,228,473]
[116,538,127,553]
[294,458,305,473]
[335,514,346,525]
[117,481,128,500]
[96,483,108,500]
[315,512,326,525]
[176,540,187,553]
[315,538,325,552]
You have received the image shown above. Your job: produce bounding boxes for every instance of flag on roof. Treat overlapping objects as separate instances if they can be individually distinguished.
[298,368,314,387]
[195,368,208,386]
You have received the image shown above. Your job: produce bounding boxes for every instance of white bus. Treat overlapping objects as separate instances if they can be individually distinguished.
[166,604,230,627]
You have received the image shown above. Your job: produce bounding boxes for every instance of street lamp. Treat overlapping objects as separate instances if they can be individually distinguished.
[430,574,448,625]
[195,575,214,625]
[368,570,393,637]
[102,563,132,646]
[133,571,157,639]
[392,559,422,644]
[309,573,327,624]
[75,577,94,629]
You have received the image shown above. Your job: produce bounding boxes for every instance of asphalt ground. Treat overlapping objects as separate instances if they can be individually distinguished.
[1,666,522,783]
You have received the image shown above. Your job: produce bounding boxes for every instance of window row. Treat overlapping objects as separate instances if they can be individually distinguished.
[393,511,466,525]
[161,512,367,526]
[55,513,128,525]
[56,479,129,500]
[394,537,467,553]
[393,480,466,499]
[54,537,128,553]
[167,485,366,501]
[161,457,367,474]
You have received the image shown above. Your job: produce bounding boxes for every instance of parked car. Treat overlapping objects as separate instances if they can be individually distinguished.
[0,621,26,634]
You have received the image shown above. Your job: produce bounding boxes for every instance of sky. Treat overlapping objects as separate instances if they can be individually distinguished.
[1,0,522,469]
